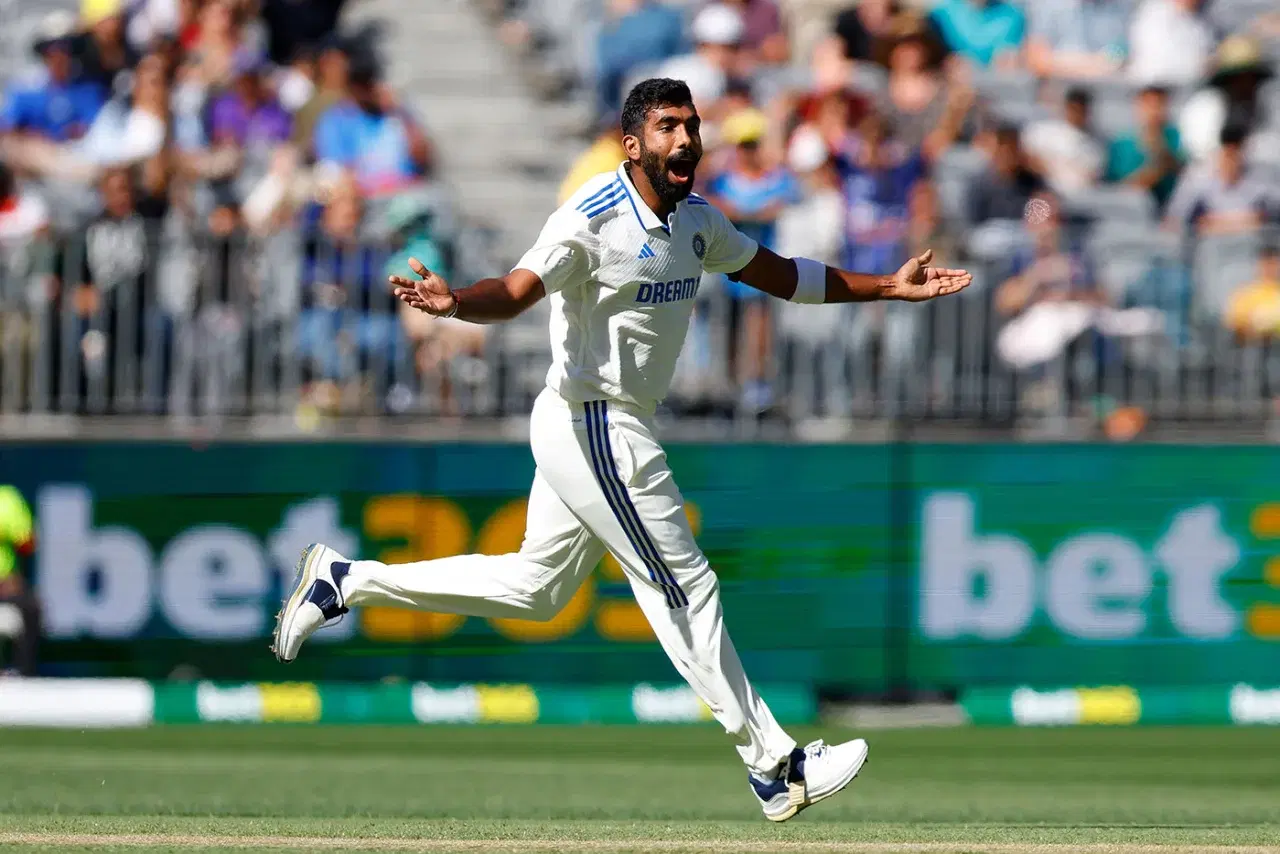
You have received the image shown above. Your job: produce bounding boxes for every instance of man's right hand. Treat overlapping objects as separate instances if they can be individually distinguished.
[390,257,458,317]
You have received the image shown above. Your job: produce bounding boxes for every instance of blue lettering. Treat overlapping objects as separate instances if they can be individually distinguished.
[653,283,666,304]
[636,283,652,304]
[666,281,678,302]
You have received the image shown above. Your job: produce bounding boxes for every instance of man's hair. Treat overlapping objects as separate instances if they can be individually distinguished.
[1221,122,1249,148]
[621,78,694,138]
[1065,86,1092,108]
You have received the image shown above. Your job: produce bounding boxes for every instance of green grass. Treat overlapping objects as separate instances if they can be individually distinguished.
[0,725,1278,852]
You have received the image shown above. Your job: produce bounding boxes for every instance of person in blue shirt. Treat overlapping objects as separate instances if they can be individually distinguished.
[0,14,106,142]
[312,59,433,198]
[930,0,1026,68]
[596,0,685,118]
[701,108,801,414]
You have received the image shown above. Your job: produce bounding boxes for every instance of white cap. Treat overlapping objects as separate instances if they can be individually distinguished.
[787,126,830,173]
[692,3,745,46]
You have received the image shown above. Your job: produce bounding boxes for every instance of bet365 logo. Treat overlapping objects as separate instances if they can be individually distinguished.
[918,492,1280,642]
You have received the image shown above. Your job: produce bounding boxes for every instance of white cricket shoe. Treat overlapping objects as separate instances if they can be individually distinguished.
[748,738,869,822]
[271,543,351,663]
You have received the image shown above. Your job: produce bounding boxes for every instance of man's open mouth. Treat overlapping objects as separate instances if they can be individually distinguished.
[667,158,696,184]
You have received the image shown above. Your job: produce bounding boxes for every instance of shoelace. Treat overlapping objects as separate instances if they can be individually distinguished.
[803,740,829,761]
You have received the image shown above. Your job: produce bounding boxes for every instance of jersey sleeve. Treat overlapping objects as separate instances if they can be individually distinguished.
[512,207,597,295]
[699,204,759,275]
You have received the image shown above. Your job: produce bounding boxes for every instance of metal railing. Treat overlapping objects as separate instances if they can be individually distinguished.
[2,223,1279,439]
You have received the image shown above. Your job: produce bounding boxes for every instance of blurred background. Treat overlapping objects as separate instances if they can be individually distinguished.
[0,0,1279,730]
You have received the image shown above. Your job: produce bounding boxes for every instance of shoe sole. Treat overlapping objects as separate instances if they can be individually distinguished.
[271,542,321,663]
[765,743,870,823]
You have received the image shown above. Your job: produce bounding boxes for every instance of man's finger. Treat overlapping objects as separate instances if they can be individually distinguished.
[407,257,431,279]
[390,276,418,289]
[916,249,934,267]
[932,267,970,278]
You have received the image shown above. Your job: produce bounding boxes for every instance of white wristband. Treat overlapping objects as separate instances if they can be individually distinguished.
[791,257,827,304]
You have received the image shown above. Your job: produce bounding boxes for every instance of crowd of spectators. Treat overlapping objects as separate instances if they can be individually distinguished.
[505,0,1280,428]
[0,0,493,419]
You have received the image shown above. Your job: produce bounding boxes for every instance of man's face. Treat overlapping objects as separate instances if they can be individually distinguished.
[1065,98,1089,130]
[1136,90,1168,127]
[1220,142,1244,182]
[102,171,134,218]
[43,45,72,83]
[628,103,703,206]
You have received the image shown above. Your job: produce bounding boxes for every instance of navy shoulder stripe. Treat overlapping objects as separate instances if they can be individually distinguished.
[576,179,624,213]
[686,194,710,206]
[582,195,625,218]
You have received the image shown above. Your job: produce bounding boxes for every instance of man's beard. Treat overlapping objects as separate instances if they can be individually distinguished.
[638,145,698,207]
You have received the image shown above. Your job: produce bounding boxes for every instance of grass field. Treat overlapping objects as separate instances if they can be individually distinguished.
[0,725,1277,853]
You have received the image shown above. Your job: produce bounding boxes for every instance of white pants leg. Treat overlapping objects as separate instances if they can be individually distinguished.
[341,389,797,776]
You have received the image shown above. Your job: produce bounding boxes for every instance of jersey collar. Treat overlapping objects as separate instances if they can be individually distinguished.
[616,162,672,236]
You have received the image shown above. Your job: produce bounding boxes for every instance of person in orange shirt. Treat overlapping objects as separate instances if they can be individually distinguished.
[1225,245,1280,340]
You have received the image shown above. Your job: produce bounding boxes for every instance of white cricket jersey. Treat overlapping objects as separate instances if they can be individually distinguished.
[514,162,759,412]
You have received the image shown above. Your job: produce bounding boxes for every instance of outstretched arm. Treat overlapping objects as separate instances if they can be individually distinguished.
[733,245,973,303]
[390,257,546,324]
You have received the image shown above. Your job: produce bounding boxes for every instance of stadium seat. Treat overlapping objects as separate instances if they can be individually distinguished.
[1060,186,1157,225]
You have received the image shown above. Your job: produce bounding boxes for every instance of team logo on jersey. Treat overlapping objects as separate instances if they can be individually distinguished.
[692,232,706,260]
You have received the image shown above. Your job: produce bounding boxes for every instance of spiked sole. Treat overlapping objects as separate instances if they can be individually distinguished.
[764,746,869,823]
[271,543,320,663]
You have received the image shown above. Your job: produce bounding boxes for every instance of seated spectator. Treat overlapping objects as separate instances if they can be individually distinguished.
[907,178,960,263]
[77,0,142,92]
[1025,0,1129,81]
[785,85,868,169]
[658,4,745,116]
[1,52,169,184]
[313,59,433,198]
[296,178,403,410]
[970,123,1044,222]
[701,107,802,413]
[559,117,626,205]
[0,163,52,307]
[838,110,925,274]
[293,36,349,152]
[1165,124,1272,235]
[1106,84,1183,209]
[209,50,293,205]
[721,0,789,67]
[1,12,106,143]
[275,44,318,114]
[596,0,685,118]
[381,193,486,415]
[185,0,253,92]
[1127,0,1214,87]
[1021,84,1104,195]
[874,13,974,161]
[929,0,1026,69]
[1178,36,1277,166]
[1225,244,1280,340]
[834,0,904,64]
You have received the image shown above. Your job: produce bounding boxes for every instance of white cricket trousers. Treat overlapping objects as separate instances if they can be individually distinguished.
[342,388,797,775]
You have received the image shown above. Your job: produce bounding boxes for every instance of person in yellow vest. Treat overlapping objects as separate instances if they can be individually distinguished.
[0,486,39,676]
[557,118,627,206]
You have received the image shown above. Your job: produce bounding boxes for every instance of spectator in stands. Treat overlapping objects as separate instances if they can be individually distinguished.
[209,50,293,206]
[293,36,349,152]
[559,116,626,205]
[659,4,746,116]
[73,167,152,408]
[874,12,974,162]
[834,0,903,64]
[1165,124,1272,235]
[313,58,434,198]
[1178,36,1277,167]
[1106,84,1183,209]
[702,107,802,414]
[721,0,789,67]
[785,85,867,170]
[907,178,959,263]
[1021,84,1104,195]
[185,0,254,92]
[1127,0,1214,87]
[970,123,1044,222]
[596,0,685,118]
[297,176,402,412]
[276,44,318,115]
[0,163,52,310]
[1,12,106,144]
[1025,0,1130,81]
[1225,243,1280,340]
[77,0,142,92]
[260,0,348,66]
[382,194,487,415]
[929,0,1026,69]
[0,485,39,677]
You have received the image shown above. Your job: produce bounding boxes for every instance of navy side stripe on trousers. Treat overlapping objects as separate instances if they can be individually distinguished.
[584,401,688,609]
